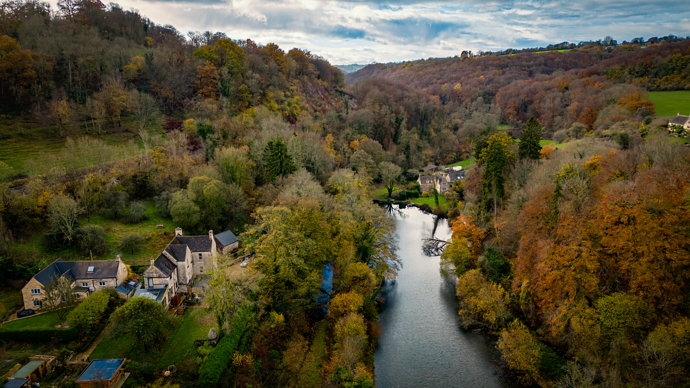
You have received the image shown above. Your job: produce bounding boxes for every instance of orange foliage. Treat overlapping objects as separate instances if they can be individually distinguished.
[195,61,218,99]
[451,215,484,258]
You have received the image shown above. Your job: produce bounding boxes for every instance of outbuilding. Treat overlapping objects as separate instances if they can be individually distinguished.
[75,358,129,388]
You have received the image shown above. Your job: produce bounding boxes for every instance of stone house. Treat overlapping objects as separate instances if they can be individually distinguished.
[439,171,465,194]
[668,114,690,133]
[140,228,238,307]
[21,258,128,310]
[417,175,435,194]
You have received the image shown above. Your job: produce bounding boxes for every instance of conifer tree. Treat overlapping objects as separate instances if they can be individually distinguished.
[264,137,296,182]
[518,116,543,160]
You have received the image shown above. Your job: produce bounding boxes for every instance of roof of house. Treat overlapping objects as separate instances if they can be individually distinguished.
[173,236,212,252]
[115,281,138,295]
[448,172,465,182]
[421,164,438,171]
[10,361,44,379]
[33,259,122,285]
[419,176,434,184]
[133,285,168,302]
[165,244,188,262]
[3,379,29,388]
[153,255,177,277]
[76,359,126,382]
[215,230,238,248]
[669,115,689,125]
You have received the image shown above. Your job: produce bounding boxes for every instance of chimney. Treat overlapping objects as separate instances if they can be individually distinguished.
[209,230,214,241]
[115,255,121,262]
[150,257,155,267]
[175,227,183,236]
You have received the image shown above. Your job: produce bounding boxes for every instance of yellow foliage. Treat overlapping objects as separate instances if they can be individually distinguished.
[232,352,254,367]
[497,320,541,380]
[329,292,364,319]
[349,139,360,152]
[182,119,196,134]
[342,262,376,295]
[335,313,367,342]
[582,154,601,175]
[456,270,510,330]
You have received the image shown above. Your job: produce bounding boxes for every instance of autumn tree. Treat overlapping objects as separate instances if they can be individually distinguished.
[518,116,543,160]
[195,61,219,100]
[378,161,401,199]
[498,320,541,382]
[0,36,36,101]
[42,274,79,319]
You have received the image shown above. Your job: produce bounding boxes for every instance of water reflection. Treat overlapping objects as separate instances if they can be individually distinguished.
[374,205,514,388]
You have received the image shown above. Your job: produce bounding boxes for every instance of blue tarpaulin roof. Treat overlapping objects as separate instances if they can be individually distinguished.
[76,359,125,382]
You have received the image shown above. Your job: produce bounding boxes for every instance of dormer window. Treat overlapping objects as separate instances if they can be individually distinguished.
[87,266,94,273]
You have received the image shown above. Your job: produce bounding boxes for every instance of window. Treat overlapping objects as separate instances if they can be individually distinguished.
[87,266,94,273]
[148,278,153,287]
[81,282,88,287]
[33,299,42,307]
[198,253,203,261]
[99,281,106,286]
[31,289,41,295]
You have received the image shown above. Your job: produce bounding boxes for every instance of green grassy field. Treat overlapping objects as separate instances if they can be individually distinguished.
[534,49,574,54]
[90,308,215,367]
[648,91,690,117]
[446,157,476,169]
[0,290,23,319]
[412,195,448,210]
[11,201,176,266]
[1,308,74,330]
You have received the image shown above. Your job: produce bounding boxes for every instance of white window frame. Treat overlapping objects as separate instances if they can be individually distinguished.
[81,282,88,287]
[31,289,41,295]
[99,281,106,287]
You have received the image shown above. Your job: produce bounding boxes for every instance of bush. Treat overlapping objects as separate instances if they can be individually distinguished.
[611,132,630,149]
[198,307,251,386]
[566,122,587,139]
[119,234,146,255]
[154,191,174,218]
[126,201,149,223]
[421,191,430,198]
[75,225,110,257]
[67,289,117,337]
[103,190,128,219]
[553,129,568,144]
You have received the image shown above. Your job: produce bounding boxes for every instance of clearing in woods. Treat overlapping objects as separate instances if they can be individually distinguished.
[648,91,690,117]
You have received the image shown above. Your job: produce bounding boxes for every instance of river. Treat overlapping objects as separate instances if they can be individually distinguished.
[374,205,514,388]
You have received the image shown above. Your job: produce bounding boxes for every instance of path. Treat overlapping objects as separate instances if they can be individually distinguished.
[72,323,110,363]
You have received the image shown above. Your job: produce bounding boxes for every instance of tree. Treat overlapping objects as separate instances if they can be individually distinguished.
[0,36,36,101]
[378,161,401,199]
[48,196,81,244]
[77,175,104,222]
[94,77,128,127]
[128,90,159,132]
[170,191,202,231]
[43,275,79,319]
[264,137,296,182]
[102,190,128,219]
[480,132,514,220]
[518,116,543,160]
[76,225,109,257]
[67,290,114,337]
[456,269,510,330]
[497,320,541,382]
[119,233,146,255]
[110,296,172,350]
[126,201,149,224]
[440,237,472,276]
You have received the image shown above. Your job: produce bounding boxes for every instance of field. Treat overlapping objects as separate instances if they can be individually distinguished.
[648,91,690,117]
[446,157,476,169]
[534,49,574,54]
[11,201,176,267]
[90,308,215,367]
[412,195,448,210]
[1,308,73,330]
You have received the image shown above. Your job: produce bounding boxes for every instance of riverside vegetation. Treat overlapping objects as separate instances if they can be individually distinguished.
[0,0,689,386]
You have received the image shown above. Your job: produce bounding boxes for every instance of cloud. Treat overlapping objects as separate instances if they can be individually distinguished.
[107,0,690,64]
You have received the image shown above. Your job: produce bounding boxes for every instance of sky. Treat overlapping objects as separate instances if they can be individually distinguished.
[85,0,690,65]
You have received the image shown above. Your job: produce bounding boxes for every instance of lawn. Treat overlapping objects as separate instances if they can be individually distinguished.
[534,49,574,54]
[0,289,23,319]
[90,308,215,368]
[648,91,690,117]
[11,201,176,266]
[1,308,73,330]
[446,157,476,169]
[412,195,448,210]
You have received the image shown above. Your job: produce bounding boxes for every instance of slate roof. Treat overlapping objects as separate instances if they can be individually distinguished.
[448,172,465,182]
[153,254,176,277]
[173,236,212,252]
[133,285,168,302]
[419,176,434,184]
[115,281,138,295]
[215,230,238,248]
[669,115,689,125]
[76,359,125,382]
[165,244,188,262]
[421,164,438,171]
[3,378,29,388]
[33,258,122,285]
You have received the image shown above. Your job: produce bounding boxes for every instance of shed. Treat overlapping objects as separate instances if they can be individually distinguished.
[10,360,46,382]
[2,379,30,388]
[75,359,127,388]
[215,230,239,254]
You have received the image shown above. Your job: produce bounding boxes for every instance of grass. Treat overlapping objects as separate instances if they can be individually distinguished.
[0,308,74,330]
[446,157,476,169]
[296,321,327,388]
[648,91,690,117]
[412,195,448,211]
[90,308,215,367]
[11,201,176,266]
[0,289,23,318]
[534,49,574,54]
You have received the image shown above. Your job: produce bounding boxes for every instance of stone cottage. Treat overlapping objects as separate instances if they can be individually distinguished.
[22,257,128,310]
[669,113,690,132]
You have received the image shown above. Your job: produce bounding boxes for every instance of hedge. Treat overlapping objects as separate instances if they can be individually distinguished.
[0,327,78,343]
[198,307,251,386]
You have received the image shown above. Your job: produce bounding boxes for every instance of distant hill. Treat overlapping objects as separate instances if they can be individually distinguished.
[335,64,367,73]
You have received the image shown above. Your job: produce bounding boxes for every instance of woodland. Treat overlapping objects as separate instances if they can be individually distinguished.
[0,0,689,387]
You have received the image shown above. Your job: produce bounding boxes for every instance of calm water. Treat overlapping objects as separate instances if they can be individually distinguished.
[374,206,513,388]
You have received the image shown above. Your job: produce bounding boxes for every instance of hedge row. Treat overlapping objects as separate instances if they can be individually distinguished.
[0,327,78,343]
[198,308,251,386]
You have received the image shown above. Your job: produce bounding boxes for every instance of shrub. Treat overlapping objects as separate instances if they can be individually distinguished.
[611,132,630,149]
[198,307,251,386]
[75,225,110,257]
[67,289,116,337]
[553,129,568,144]
[421,191,430,197]
[567,122,588,139]
[110,297,173,349]
[119,234,146,255]
[103,190,128,219]
[126,201,149,223]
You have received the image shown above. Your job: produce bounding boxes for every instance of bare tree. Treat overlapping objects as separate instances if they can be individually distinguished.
[48,196,82,243]
[128,90,160,133]
[43,275,79,319]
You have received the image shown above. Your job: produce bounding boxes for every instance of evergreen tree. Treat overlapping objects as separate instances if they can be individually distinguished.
[518,116,543,160]
[264,137,297,182]
[481,133,513,221]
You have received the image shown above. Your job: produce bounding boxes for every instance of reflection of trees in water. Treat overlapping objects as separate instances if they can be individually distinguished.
[431,215,440,237]
[380,202,406,218]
